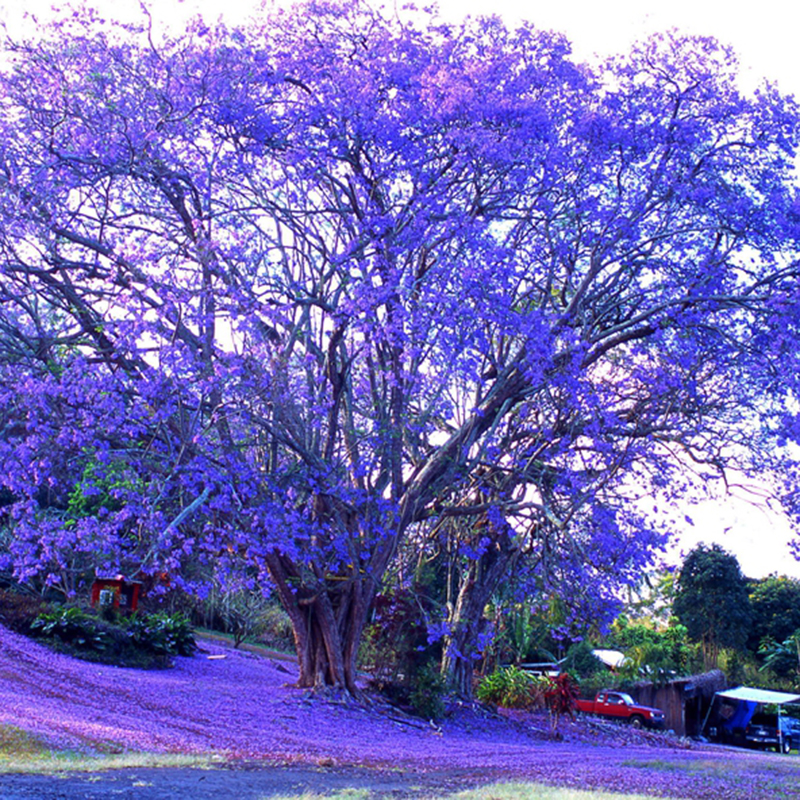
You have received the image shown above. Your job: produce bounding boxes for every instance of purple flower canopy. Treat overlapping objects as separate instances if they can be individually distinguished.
[1,1,799,690]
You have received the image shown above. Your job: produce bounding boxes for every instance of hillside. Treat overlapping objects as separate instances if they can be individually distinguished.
[1,625,799,798]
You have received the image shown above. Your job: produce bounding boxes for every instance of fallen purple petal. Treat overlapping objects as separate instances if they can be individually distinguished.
[2,626,799,798]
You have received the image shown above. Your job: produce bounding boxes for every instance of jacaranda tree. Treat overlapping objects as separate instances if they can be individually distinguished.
[1,2,799,693]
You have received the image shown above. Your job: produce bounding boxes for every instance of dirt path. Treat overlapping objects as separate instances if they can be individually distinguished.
[0,764,474,799]
[2,753,800,800]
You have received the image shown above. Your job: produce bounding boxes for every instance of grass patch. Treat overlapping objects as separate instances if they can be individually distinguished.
[620,757,721,773]
[0,725,52,757]
[264,784,678,800]
[622,755,800,777]
[267,792,372,800]
[195,628,297,661]
[446,785,679,800]
[0,727,222,775]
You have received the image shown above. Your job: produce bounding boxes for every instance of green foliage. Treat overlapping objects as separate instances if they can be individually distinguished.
[758,631,800,679]
[30,606,112,652]
[199,577,273,648]
[562,641,604,678]
[127,612,196,657]
[623,571,677,628]
[484,596,564,672]
[476,665,547,709]
[577,671,627,698]
[409,662,447,721]
[673,544,752,669]
[0,589,47,635]
[65,457,141,524]
[30,606,196,664]
[748,576,800,653]
[718,648,748,686]
[502,601,547,664]
[258,603,296,653]
[608,617,695,681]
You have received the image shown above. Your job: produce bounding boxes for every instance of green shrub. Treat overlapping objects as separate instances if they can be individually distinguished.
[0,589,47,635]
[576,670,638,699]
[563,641,604,678]
[30,606,112,652]
[477,665,545,709]
[409,662,446,721]
[127,612,196,656]
[30,606,196,664]
[259,603,296,652]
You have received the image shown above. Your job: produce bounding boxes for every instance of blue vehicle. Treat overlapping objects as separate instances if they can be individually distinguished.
[745,713,800,754]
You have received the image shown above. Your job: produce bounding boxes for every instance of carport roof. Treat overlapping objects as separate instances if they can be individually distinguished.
[716,686,800,705]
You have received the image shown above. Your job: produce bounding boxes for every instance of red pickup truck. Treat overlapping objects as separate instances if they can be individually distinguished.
[576,690,665,729]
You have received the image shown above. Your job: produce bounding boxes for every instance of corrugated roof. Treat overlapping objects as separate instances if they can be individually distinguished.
[716,686,800,705]
[592,649,626,668]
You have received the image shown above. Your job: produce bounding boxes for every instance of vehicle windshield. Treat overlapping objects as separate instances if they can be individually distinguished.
[749,713,800,730]
[610,693,635,705]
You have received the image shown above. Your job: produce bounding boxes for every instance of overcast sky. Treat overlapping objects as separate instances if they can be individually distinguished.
[2,0,799,578]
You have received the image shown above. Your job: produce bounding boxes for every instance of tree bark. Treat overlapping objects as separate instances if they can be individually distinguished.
[441,527,520,699]
[264,550,375,694]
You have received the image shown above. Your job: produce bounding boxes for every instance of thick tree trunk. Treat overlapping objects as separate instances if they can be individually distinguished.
[265,550,374,694]
[441,532,520,699]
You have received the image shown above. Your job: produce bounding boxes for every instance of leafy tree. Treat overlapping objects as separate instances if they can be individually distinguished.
[673,544,752,670]
[562,640,604,679]
[623,570,678,629]
[1,3,800,695]
[748,575,800,653]
[607,616,694,681]
[758,631,800,681]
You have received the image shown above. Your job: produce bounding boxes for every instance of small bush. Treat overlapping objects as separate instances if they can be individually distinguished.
[259,604,295,652]
[0,589,47,635]
[577,671,628,699]
[544,672,580,733]
[563,641,604,678]
[477,665,546,709]
[30,606,112,652]
[127,611,196,656]
[409,663,446,721]
[29,606,196,666]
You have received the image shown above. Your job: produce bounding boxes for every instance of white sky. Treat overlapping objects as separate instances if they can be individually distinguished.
[2,0,800,578]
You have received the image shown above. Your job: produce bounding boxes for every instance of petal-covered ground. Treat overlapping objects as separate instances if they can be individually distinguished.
[2,624,800,798]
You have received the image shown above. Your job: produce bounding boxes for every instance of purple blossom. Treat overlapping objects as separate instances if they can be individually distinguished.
[0,3,799,695]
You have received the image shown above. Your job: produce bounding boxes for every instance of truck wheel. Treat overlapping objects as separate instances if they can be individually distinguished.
[781,739,791,754]
[630,715,644,730]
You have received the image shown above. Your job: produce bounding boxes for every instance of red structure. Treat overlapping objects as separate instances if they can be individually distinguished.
[90,576,142,613]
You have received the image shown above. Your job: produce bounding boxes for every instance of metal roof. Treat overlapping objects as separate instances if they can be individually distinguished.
[716,686,800,705]
[592,649,626,669]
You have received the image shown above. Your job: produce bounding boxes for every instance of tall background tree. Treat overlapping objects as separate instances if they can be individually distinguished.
[673,544,752,670]
[748,575,800,651]
[1,2,800,694]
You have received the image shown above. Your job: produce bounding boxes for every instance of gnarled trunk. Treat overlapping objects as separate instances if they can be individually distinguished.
[265,550,374,693]
[441,528,520,699]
